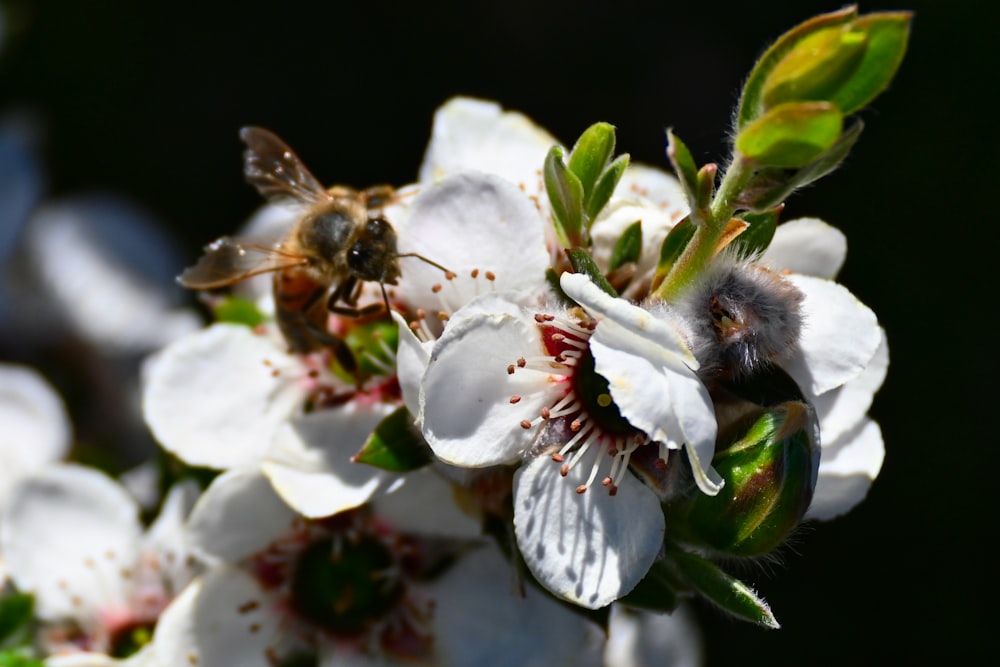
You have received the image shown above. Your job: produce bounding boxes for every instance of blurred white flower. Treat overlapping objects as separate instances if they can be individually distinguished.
[0,464,199,663]
[157,467,597,667]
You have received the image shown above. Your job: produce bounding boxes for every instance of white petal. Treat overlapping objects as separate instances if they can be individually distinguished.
[806,417,885,521]
[143,479,201,589]
[152,568,283,667]
[142,324,308,469]
[426,543,597,667]
[590,199,678,278]
[396,173,549,317]
[47,646,159,667]
[371,467,482,540]
[391,310,433,419]
[513,455,665,609]
[418,97,556,193]
[560,272,697,367]
[1,464,140,621]
[24,197,200,352]
[187,469,297,563]
[604,605,704,667]
[0,363,70,507]
[420,308,552,467]
[561,273,722,494]
[782,275,881,396]
[588,320,722,496]
[813,328,888,444]
[761,217,847,279]
[615,163,689,216]
[261,403,397,518]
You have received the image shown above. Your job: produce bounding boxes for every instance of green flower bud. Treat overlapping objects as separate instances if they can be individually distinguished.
[666,401,819,557]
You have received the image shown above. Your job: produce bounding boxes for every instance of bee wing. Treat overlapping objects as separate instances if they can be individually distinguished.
[240,126,330,205]
[178,236,309,289]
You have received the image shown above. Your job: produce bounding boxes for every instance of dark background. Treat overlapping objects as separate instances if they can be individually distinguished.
[1,0,991,664]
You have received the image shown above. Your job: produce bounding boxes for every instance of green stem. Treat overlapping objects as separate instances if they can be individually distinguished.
[654,156,756,302]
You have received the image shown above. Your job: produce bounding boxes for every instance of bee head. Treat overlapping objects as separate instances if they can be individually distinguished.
[348,218,401,284]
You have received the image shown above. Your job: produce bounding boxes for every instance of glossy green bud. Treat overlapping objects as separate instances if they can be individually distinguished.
[666,401,819,557]
[761,25,869,110]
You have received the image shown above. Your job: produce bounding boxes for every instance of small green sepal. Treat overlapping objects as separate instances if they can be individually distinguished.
[566,249,618,297]
[694,163,717,215]
[0,593,34,650]
[667,547,780,629]
[736,101,843,169]
[609,220,643,271]
[544,145,584,248]
[353,406,432,472]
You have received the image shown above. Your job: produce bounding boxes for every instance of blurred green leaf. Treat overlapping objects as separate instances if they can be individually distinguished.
[353,406,431,472]
[213,296,266,327]
[0,594,33,651]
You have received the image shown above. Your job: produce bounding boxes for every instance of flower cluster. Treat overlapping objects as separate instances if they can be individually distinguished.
[0,8,907,665]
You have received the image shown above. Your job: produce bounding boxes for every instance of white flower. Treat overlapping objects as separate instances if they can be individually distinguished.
[603,605,704,667]
[760,218,887,520]
[156,467,597,667]
[142,322,402,519]
[0,464,199,663]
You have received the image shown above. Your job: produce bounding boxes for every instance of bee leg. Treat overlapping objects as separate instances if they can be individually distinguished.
[326,276,387,318]
[299,287,363,389]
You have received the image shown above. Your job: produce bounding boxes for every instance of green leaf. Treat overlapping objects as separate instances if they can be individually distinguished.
[214,296,266,327]
[585,153,629,222]
[736,5,858,130]
[566,249,617,297]
[832,12,912,114]
[666,130,699,206]
[568,122,616,199]
[609,221,643,271]
[544,145,585,248]
[0,594,33,650]
[353,406,431,472]
[619,558,683,613]
[731,207,780,257]
[738,119,863,211]
[0,651,44,667]
[761,25,869,109]
[668,548,780,628]
[736,101,843,169]
[653,217,695,285]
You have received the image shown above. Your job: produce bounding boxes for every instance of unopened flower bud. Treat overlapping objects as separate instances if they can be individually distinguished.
[665,401,819,557]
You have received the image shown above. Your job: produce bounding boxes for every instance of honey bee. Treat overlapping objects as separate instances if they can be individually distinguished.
[180,126,444,375]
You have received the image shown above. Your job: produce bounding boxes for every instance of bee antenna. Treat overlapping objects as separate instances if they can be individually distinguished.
[397,253,455,279]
